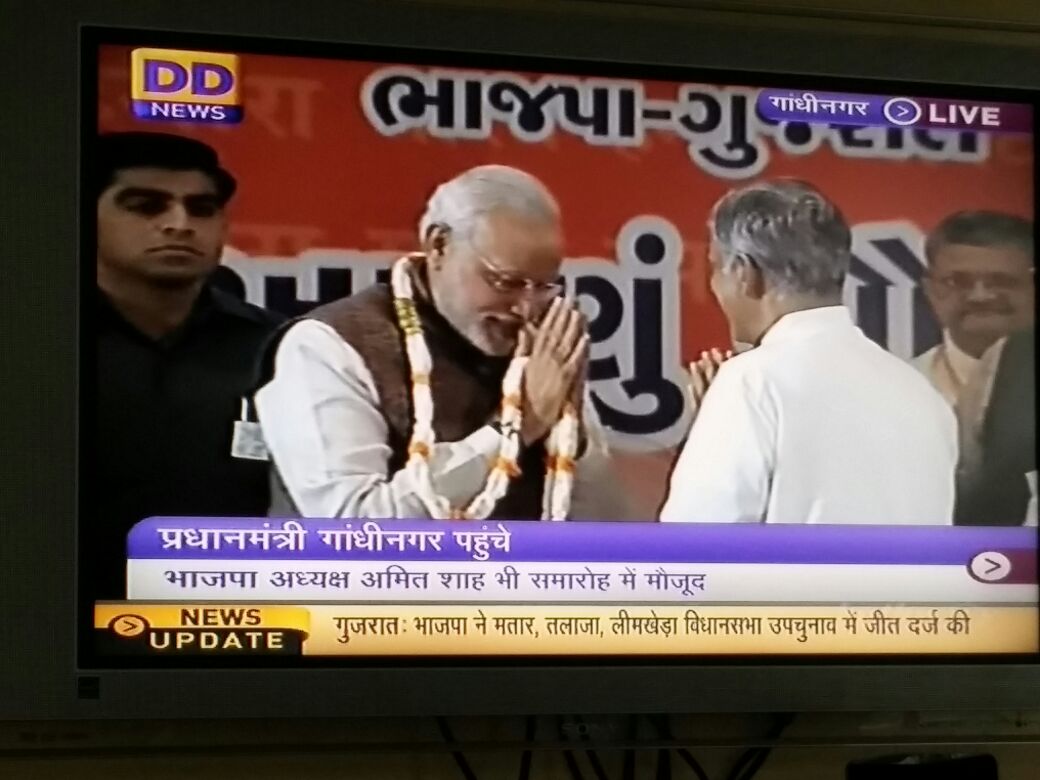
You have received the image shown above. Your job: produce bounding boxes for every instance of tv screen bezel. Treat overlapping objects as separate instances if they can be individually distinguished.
[3,0,1038,720]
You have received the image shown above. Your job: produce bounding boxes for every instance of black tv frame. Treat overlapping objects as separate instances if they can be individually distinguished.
[2,0,1038,720]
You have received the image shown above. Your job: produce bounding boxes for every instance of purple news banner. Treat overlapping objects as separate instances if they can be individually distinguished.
[127,518,1038,583]
[756,89,1032,134]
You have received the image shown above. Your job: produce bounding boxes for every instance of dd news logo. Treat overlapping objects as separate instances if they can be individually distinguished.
[130,48,243,124]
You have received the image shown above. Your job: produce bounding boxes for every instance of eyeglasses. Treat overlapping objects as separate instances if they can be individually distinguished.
[930,270,1034,294]
[475,251,564,299]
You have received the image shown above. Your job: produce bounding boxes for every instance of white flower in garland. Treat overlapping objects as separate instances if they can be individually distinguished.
[391,254,580,521]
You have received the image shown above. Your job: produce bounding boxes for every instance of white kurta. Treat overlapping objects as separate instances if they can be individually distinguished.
[660,307,957,525]
[911,330,982,407]
[255,319,626,520]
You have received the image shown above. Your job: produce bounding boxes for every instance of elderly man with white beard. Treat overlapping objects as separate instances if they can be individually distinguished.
[256,164,627,521]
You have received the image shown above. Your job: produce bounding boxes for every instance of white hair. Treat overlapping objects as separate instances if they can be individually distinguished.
[709,179,852,297]
[418,164,560,244]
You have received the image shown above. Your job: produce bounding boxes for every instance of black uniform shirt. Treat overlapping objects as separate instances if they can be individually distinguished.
[90,283,285,598]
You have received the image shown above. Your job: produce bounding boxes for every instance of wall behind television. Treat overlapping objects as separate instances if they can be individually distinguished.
[1,0,1038,724]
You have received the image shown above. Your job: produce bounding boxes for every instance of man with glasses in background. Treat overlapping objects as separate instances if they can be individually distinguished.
[915,211,1033,407]
[915,211,1034,526]
[255,165,626,520]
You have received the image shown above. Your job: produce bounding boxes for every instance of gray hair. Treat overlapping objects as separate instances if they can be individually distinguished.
[418,164,560,244]
[709,179,852,297]
[925,210,1033,266]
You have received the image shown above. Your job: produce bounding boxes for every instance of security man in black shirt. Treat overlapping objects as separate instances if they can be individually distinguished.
[92,132,285,600]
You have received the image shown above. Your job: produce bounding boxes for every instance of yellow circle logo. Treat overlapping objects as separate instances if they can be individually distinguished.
[110,614,148,638]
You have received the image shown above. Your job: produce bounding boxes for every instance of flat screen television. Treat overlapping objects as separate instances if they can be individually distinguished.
[3,0,1038,720]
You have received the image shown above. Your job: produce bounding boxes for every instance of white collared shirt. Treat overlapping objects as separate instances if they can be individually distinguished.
[912,331,983,406]
[255,319,627,520]
[660,306,957,525]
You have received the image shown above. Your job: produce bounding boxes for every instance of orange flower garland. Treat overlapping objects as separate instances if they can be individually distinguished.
[391,254,579,520]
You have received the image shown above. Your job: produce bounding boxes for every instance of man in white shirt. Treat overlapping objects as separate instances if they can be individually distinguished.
[660,179,957,525]
[254,164,626,521]
[914,211,1033,406]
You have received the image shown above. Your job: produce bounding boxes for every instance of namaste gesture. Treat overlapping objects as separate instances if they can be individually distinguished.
[517,297,589,447]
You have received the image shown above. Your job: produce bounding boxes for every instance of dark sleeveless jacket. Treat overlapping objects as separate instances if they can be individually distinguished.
[955,328,1036,526]
[266,279,546,519]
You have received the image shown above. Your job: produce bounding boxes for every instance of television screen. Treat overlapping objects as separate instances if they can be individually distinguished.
[86,32,1037,665]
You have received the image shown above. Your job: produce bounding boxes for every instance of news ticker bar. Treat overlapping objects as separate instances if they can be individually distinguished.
[94,604,1039,656]
[756,90,1033,134]
[128,518,1038,568]
[126,559,1040,604]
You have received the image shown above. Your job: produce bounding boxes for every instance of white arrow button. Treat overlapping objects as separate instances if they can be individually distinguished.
[969,551,1012,582]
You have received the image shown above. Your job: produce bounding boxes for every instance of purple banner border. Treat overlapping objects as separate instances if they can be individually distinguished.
[126,517,1037,568]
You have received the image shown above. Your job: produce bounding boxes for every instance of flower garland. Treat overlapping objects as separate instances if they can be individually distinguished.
[391,253,580,521]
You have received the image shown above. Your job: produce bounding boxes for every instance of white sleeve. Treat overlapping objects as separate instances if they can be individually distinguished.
[255,320,503,519]
[658,362,776,523]
[569,391,633,521]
